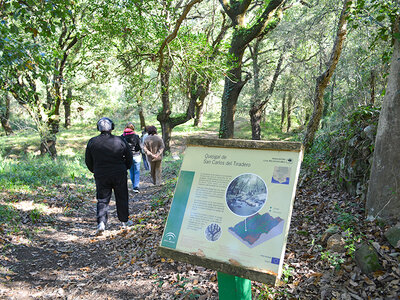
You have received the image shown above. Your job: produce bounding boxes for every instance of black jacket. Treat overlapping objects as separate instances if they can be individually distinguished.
[122,132,141,157]
[85,132,133,178]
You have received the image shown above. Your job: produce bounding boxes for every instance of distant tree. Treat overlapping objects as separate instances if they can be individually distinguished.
[218,0,285,138]
[93,0,227,152]
[0,92,13,135]
[248,38,285,140]
[1,1,84,157]
[303,0,350,151]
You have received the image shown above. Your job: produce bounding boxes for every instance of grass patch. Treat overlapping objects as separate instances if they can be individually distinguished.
[0,204,21,227]
[0,153,92,192]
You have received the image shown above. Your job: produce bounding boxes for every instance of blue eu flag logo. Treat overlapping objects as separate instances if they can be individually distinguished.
[271,257,280,265]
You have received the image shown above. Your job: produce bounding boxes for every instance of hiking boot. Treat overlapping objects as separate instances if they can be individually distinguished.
[133,188,140,193]
[121,219,134,228]
[96,222,105,236]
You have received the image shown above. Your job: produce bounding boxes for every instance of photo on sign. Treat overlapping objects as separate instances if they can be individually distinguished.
[225,173,267,217]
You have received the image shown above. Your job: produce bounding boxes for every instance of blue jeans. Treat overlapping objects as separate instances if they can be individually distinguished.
[142,153,150,170]
[129,160,141,189]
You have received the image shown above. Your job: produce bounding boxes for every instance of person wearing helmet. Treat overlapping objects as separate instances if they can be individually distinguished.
[85,117,134,235]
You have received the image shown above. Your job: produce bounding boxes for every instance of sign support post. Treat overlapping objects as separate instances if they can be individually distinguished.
[217,272,252,300]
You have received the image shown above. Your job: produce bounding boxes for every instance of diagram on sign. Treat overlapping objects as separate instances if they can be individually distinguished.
[226,173,284,248]
[228,213,284,248]
[205,223,222,242]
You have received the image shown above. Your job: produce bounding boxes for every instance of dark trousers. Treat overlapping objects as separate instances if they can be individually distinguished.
[95,172,129,225]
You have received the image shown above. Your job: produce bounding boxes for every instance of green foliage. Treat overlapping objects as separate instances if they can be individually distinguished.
[281,264,294,284]
[0,204,20,227]
[304,104,380,179]
[150,177,177,210]
[348,104,380,127]
[255,283,291,299]
[0,154,90,191]
[29,207,43,223]
[334,203,357,229]
[302,134,332,174]
[350,0,399,62]
[343,228,362,257]
[321,250,345,270]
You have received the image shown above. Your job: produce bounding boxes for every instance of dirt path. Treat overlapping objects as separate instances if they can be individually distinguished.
[1,133,399,299]
[1,169,219,300]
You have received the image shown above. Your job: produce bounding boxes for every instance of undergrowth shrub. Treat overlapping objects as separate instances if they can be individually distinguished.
[302,104,380,197]
[302,133,332,174]
[0,154,90,191]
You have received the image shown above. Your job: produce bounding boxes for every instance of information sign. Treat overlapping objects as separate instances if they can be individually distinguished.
[158,138,303,285]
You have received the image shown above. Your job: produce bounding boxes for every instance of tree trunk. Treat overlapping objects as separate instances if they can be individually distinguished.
[157,61,173,152]
[303,0,350,152]
[137,89,146,131]
[280,91,286,132]
[41,65,62,158]
[286,92,293,133]
[218,0,285,138]
[249,47,284,140]
[194,99,204,127]
[370,69,376,105]
[193,83,209,127]
[64,87,72,128]
[157,59,197,153]
[1,92,14,135]
[219,67,247,138]
[250,109,263,140]
[249,38,262,140]
[366,16,400,223]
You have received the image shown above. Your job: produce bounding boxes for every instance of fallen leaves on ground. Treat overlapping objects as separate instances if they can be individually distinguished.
[0,166,399,299]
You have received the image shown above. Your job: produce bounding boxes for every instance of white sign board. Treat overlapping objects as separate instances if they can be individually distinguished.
[158,138,303,284]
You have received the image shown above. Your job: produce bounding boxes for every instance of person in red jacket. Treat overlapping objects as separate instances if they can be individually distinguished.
[85,117,133,235]
[121,122,142,193]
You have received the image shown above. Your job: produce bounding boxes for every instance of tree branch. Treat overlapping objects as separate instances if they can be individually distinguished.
[157,0,203,72]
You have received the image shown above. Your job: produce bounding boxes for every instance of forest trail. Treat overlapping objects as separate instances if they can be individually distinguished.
[1,134,399,299]
[1,170,219,299]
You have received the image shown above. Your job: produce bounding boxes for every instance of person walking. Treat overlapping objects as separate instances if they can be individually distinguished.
[85,117,134,235]
[143,125,165,185]
[122,122,142,193]
[140,126,150,171]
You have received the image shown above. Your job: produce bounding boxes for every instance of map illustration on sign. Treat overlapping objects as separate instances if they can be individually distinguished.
[228,213,284,248]
[225,173,267,217]
[271,166,291,185]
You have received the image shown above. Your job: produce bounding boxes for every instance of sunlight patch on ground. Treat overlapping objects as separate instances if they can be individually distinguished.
[11,200,62,215]
[59,148,76,157]
[172,130,218,137]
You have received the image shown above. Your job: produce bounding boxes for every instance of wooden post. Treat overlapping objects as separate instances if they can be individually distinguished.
[217,272,252,300]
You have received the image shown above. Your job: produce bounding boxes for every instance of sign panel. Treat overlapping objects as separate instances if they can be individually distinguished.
[158,138,303,284]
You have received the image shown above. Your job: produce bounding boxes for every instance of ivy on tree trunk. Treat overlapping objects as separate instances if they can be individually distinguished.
[218,0,285,139]
[0,92,13,136]
[303,0,350,152]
